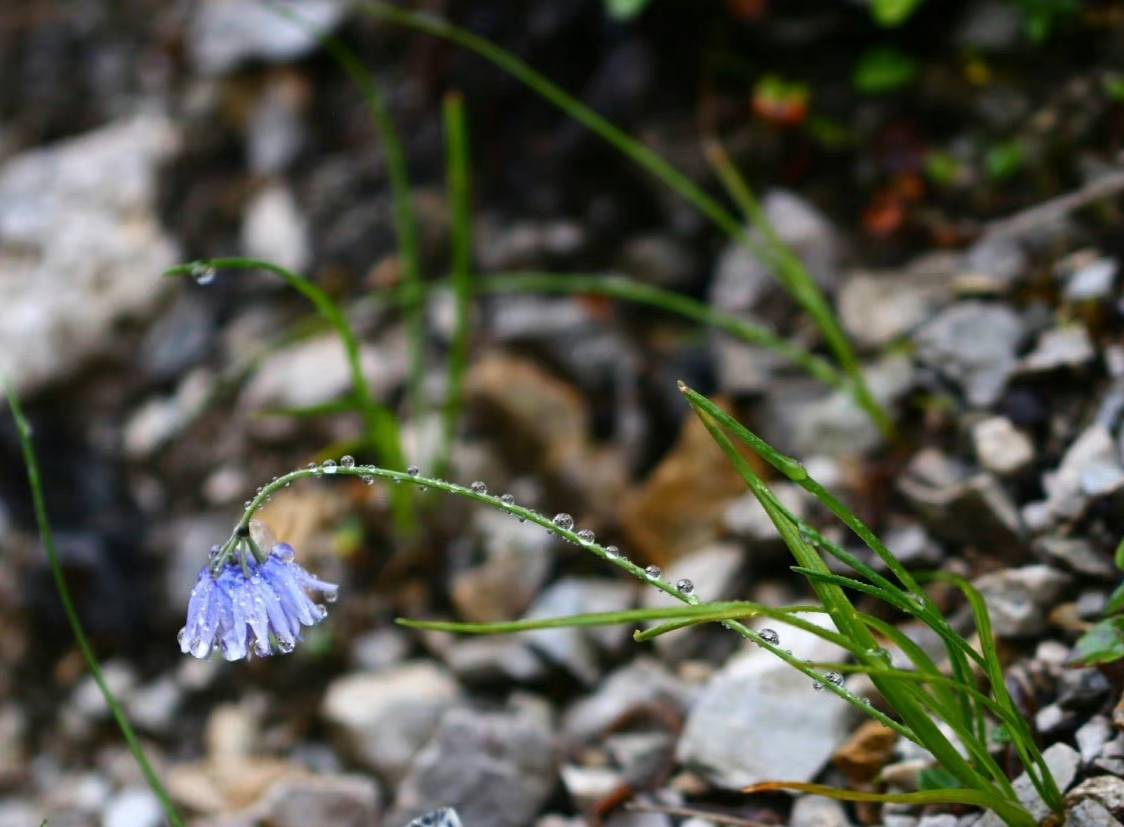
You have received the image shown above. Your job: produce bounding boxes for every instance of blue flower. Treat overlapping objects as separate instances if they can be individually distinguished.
[179,543,338,661]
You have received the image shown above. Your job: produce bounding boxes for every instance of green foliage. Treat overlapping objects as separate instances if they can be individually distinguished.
[2,379,185,827]
[1104,75,1124,103]
[605,0,654,20]
[925,151,963,188]
[1073,536,1124,665]
[871,0,928,27]
[985,140,1025,181]
[852,47,920,94]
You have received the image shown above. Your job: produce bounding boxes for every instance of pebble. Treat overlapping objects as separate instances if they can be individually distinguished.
[1057,667,1113,710]
[1075,716,1114,765]
[790,795,853,827]
[123,369,214,458]
[247,72,309,175]
[0,704,25,783]
[125,675,183,735]
[189,0,347,74]
[971,416,1035,477]
[917,815,959,827]
[677,613,851,790]
[348,629,409,672]
[1019,325,1097,374]
[241,182,311,274]
[102,787,163,827]
[520,578,636,685]
[441,636,547,685]
[879,523,945,570]
[838,253,956,349]
[258,773,381,827]
[617,233,699,290]
[973,565,1072,637]
[724,485,809,548]
[321,662,461,784]
[1065,257,1118,302]
[974,743,1080,827]
[451,509,555,623]
[913,301,1025,407]
[0,115,180,394]
[388,708,558,827]
[1066,800,1124,827]
[1034,536,1116,579]
[563,658,688,742]
[898,448,1026,559]
[1069,775,1124,817]
[1028,424,1124,525]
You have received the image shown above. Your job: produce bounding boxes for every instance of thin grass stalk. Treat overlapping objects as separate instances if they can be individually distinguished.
[3,379,186,827]
[436,90,474,480]
[684,390,1020,808]
[702,141,892,437]
[481,273,845,388]
[349,1,884,430]
[165,259,415,532]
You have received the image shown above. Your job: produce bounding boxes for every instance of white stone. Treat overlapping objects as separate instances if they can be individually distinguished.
[242,183,311,273]
[0,115,179,393]
[676,614,850,789]
[102,787,163,827]
[971,416,1034,476]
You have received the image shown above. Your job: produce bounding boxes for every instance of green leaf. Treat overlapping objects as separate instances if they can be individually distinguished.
[925,151,962,187]
[605,0,653,20]
[1104,76,1124,104]
[852,47,920,95]
[1074,617,1124,665]
[920,766,964,790]
[990,723,1014,745]
[1105,579,1124,615]
[985,141,1025,181]
[871,0,929,27]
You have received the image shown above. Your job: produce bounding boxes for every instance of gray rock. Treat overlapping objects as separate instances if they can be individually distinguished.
[973,565,1072,637]
[1034,536,1116,578]
[1069,775,1124,817]
[971,416,1035,477]
[1058,668,1113,710]
[247,74,308,175]
[898,449,1026,558]
[961,233,1026,287]
[521,578,635,685]
[189,0,347,74]
[724,485,808,547]
[1075,716,1113,765]
[442,637,547,685]
[880,523,945,570]
[452,509,555,624]
[563,658,688,742]
[475,217,585,271]
[677,614,850,790]
[559,764,621,809]
[0,705,24,783]
[123,369,214,458]
[0,115,179,393]
[242,183,311,274]
[240,332,407,414]
[489,296,593,342]
[642,543,746,657]
[790,795,852,827]
[838,253,957,349]
[0,801,36,827]
[1035,703,1075,735]
[917,815,959,827]
[66,661,138,738]
[975,744,1080,827]
[321,662,461,784]
[617,234,699,290]
[1067,800,1124,827]
[1066,258,1117,302]
[790,353,915,458]
[1020,326,1097,375]
[1076,589,1109,619]
[125,675,183,735]
[388,708,559,827]
[1028,424,1124,525]
[102,788,163,827]
[914,302,1025,407]
[139,293,215,381]
[259,774,381,827]
[604,731,675,786]
[349,629,409,671]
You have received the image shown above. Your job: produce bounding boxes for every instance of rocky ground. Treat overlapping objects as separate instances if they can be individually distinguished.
[2,2,1124,827]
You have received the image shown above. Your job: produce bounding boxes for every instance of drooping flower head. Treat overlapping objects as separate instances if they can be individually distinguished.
[179,523,338,661]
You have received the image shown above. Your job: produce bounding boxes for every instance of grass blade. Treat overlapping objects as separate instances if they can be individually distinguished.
[2,378,186,827]
[436,90,474,480]
[166,258,415,533]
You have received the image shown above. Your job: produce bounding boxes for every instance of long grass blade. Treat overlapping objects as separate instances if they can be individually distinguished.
[166,258,415,532]
[436,90,474,480]
[3,378,186,827]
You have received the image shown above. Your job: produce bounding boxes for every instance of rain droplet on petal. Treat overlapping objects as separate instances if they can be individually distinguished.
[363,475,374,485]
[676,578,694,595]
[407,465,420,477]
[813,680,825,691]
[307,462,317,471]
[341,455,355,469]
[322,459,337,474]
[470,481,487,494]
[177,627,187,646]
[324,591,338,604]
[576,529,595,543]
[826,671,844,687]
[759,628,780,645]
[552,513,574,531]
[604,545,620,559]
[645,565,661,579]
[500,493,515,506]
[275,545,295,563]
